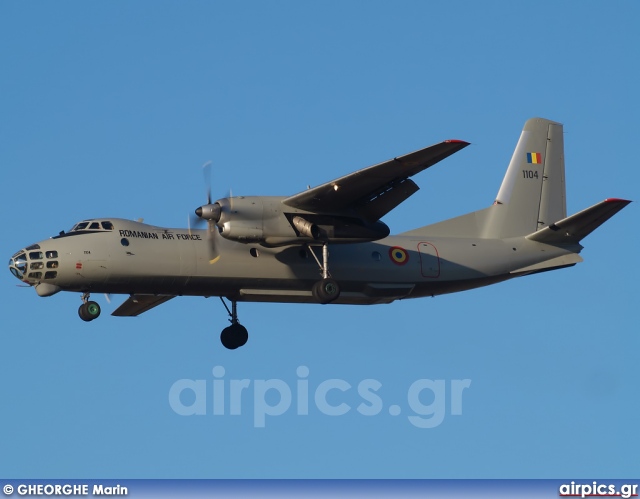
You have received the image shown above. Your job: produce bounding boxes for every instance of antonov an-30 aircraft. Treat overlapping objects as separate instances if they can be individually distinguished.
[9,118,630,349]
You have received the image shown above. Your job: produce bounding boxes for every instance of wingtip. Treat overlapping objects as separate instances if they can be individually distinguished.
[604,198,632,204]
[445,139,470,145]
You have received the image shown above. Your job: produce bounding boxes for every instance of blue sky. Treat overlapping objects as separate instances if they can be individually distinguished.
[1,1,638,479]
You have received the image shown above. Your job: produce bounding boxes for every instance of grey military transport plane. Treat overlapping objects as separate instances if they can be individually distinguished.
[9,118,630,349]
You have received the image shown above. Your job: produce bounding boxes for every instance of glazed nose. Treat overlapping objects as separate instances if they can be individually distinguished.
[8,250,27,280]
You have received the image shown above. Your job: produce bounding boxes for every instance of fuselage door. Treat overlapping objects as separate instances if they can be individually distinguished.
[418,242,440,278]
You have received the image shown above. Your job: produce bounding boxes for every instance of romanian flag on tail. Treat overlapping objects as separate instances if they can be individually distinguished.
[527,152,542,164]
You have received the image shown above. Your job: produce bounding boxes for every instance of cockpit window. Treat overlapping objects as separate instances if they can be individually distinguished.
[46,251,58,259]
[69,220,114,232]
[29,251,43,260]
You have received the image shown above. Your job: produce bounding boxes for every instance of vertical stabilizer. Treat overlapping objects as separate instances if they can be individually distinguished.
[482,118,565,238]
[401,118,572,240]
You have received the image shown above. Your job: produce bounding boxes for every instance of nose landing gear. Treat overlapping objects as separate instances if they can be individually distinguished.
[78,292,101,322]
[219,298,248,349]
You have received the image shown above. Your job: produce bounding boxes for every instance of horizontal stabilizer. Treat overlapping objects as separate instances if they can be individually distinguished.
[526,198,631,245]
[112,295,175,317]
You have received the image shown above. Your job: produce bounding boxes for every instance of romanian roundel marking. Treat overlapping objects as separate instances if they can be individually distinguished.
[389,246,409,265]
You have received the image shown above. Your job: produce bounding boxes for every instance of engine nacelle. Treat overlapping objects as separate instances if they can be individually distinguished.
[197,196,389,245]
[220,221,264,242]
[214,197,265,242]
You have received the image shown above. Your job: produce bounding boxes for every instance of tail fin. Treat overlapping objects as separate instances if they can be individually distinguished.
[403,117,567,239]
[402,118,630,241]
[483,117,566,238]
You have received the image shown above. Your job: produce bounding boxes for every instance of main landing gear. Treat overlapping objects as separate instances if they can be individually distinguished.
[219,298,248,350]
[78,292,101,322]
[308,242,341,304]
[312,278,340,304]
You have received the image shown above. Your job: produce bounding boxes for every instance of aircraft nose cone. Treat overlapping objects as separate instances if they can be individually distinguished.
[8,249,27,281]
[195,207,203,218]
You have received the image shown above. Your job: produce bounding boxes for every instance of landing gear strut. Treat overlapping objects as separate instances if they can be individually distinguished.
[308,242,341,304]
[78,292,101,322]
[219,298,248,350]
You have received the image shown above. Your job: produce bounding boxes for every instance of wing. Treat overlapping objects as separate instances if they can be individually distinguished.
[283,140,470,221]
[112,295,175,317]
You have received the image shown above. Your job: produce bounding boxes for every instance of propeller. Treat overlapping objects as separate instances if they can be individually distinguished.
[193,161,222,264]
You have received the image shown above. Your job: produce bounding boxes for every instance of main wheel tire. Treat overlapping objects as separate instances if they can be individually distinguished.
[78,303,92,322]
[220,324,249,350]
[86,301,101,320]
[313,278,340,304]
[312,281,321,302]
[78,301,101,322]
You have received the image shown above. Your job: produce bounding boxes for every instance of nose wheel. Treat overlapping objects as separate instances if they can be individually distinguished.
[78,293,101,322]
[219,298,248,349]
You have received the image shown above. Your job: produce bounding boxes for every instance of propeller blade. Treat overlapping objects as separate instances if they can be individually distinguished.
[189,211,206,229]
[206,219,221,264]
[202,160,212,205]
[204,161,220,263]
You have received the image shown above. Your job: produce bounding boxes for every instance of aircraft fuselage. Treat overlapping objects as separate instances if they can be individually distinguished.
[10,218,577,305]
